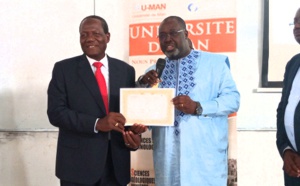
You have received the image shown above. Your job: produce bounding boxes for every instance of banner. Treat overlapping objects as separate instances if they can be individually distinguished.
[129,1,237,185]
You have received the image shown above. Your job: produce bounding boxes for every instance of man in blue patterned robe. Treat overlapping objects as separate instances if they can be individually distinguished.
[138,16,240,186]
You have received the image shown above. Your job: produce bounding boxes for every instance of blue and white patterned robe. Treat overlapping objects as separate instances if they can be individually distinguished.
[152,50,240,186]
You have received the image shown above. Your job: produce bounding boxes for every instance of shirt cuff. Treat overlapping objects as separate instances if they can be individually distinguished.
[283,146,294,156]
[94,118,99,133]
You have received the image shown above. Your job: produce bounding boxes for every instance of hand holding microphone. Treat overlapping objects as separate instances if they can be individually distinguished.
[139,58,166,87]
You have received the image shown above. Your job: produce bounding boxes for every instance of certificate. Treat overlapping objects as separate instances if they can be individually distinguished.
[120,88,175,126]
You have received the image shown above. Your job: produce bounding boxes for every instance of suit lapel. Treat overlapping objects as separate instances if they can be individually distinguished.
[108,56,122,112]
[286,57,300,96]
[78,55,107,114]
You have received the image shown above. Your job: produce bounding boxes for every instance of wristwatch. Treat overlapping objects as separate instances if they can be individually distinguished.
[194,101,203,116]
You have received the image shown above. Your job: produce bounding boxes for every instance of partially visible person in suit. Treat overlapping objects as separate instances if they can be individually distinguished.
[277,8,300,186]
[47,15,147,186]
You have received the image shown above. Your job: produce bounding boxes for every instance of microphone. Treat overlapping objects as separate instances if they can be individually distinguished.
[156,58,166,79]
[151,58,166,88]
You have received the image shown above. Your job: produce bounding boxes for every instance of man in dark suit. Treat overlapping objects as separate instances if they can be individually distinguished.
[47,15,147,186]
[277,8,300,186]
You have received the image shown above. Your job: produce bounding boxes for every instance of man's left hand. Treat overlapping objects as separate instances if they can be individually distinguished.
[172,95,197,114]
[123,129,142,149]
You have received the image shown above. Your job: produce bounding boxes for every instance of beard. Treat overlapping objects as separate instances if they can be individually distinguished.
[164,48,180,60]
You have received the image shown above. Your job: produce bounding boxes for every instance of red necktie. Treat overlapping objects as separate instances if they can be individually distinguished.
[93,62,109,113]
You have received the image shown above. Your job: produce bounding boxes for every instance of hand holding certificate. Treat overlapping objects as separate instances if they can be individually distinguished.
[120,88,175,126]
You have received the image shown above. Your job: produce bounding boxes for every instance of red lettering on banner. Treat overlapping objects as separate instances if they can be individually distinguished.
[141,4,166,11]
[129,18,236,56]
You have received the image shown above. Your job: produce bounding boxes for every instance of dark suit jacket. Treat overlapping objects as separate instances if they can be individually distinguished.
[276,53,300,184]
[47,54,135,185]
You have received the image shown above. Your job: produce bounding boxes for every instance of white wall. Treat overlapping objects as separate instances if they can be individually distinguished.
[0,0,289,185]
[0,132,59,186]
[235,0,282,130]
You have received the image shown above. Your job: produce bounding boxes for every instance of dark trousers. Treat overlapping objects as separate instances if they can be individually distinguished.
[284,172,300,186]
[60,143,123,186]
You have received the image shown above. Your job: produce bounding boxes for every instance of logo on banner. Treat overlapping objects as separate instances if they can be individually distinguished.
[187,3,200,12]
[131,3,167,19]
[135,3,166,11]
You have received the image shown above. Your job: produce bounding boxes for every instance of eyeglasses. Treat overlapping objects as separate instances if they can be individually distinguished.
[289,19,300,26]
[158,29,185,41]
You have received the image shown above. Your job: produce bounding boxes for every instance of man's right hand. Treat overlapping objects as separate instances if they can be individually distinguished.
[283,149,300,177]
[139,70,160,86]
[96,112,126,133]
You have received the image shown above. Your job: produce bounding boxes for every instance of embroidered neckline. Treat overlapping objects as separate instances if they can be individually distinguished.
[159,50,201,136]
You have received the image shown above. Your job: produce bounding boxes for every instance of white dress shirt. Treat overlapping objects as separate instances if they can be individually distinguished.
[285,67,300,151]
[86,55,110,133]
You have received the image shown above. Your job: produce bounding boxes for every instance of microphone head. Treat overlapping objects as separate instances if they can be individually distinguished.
[156,58,166,78]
